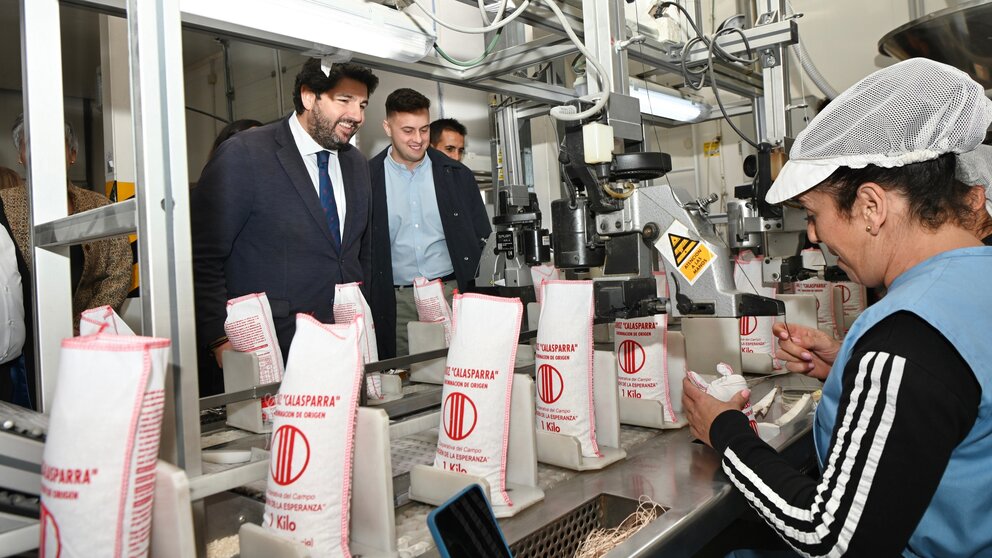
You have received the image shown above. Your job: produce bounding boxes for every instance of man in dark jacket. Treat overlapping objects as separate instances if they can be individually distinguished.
[369,89,491,358]
[191,59,379,395]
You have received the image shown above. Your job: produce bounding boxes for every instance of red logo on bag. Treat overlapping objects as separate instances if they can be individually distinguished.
[271,425,310,486]
[837,284,851,303]
[40,503,61,558]
[618,340,646,374]
[739,316,758,336]
[443,392,477,441]
[537,364,564,404]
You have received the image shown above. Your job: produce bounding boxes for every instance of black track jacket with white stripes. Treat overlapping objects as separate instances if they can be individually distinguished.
[710,311,981,556]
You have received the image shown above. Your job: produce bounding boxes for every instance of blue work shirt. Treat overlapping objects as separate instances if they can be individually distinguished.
[384,147,454,285]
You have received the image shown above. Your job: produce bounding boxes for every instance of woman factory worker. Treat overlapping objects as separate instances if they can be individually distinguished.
[681,58,992,557]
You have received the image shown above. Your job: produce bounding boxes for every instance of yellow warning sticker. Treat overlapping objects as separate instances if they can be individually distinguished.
[679,243,715,283]
[703,140,721,157]
[654,220,717,285]
[669,233,699,267]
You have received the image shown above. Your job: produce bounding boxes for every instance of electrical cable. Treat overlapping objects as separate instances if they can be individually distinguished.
[478,0,509,25]
[542,0,611,122]
[434,29,504,67]
[411,0,610,122]
[706,26,760,148]
[410,0,531,34]
[653,2,761,147]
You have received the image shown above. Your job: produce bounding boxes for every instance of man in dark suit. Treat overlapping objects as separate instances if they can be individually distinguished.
[369,89,491,358]
[191,59,379,395]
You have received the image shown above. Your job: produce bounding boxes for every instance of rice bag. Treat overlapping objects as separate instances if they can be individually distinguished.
[534,280,599,457]
[793,278,838,338]
[413,277,453,345]
[433,294,521,508]
[40,334,170,558]
[332,282,381,400]
[615,314,683,423]
[225,293,285,385]
[79,305,134,336]
[686,362,756,431]
[733,251,779,367]
[530,263,559,304]
[263,314,364,557]
[833,281,867,335]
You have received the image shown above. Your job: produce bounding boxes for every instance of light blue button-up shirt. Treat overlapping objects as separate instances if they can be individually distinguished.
[384,148,454,285]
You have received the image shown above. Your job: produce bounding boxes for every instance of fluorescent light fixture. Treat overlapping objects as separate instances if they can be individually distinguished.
[180,0,436,63]
[629,78,711,122]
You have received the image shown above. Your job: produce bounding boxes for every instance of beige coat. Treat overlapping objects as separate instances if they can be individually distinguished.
[0,183,132,332]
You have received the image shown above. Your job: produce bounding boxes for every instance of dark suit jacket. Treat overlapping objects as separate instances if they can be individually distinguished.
[191,117,372,393]
[368,147,492,358]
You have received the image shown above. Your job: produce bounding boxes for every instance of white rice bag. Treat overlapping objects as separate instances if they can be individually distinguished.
[733,251,780,368]
[413,276,453,345]
[263,314,363,557]
[79,305,134,336]
[686,362,756,431]
[332,282,381,400]
[40,334,170,558]
[434,294,521,508]
[615,314,683,423]
[225,293,285,385]
[793,278,838,338]
[332,282,378,364]
[534,280,599,457]
[530,263,559,303]
[833,281,867,334]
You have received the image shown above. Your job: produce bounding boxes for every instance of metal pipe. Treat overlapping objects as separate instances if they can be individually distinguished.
[908,0,925,20]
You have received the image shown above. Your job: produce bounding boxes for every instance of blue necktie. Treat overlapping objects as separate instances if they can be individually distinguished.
[316,151,341,251]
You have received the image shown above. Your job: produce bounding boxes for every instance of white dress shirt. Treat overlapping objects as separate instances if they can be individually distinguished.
[0,225,25,364]
[288,113,347,237]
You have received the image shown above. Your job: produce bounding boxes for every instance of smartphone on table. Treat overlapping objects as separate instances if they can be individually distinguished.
[426,484,513,558]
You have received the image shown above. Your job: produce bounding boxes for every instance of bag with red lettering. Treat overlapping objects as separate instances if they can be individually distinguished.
[733,251,780,368]
[833,281,867,335]
[225,293,285,385]
[332,282,382,399]
[434,294,521,507]
[793,278,838,338]
[413,276,453,345]
[263,314,363,556]
[79,305,134,336]
[614,314,684,423]
[686,362,756,431]
[534,280,599,457]
[530,263,559,304]
[40,334,170,558]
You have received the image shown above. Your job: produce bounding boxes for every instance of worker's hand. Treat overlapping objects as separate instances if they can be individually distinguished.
[682,377,749,448]
[772,322,838,381]
[213,340,233,368]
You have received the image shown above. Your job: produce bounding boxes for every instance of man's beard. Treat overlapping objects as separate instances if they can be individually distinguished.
[310,103,358,150]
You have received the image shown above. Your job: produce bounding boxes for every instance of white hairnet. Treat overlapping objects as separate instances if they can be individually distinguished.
[767,58,992,204]
[956,144,992,217]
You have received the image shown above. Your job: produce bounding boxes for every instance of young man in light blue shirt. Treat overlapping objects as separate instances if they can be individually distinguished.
[368,89,491,357]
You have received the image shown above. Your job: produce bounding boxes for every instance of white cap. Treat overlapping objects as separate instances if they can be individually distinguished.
[956,144,992,217]
[766,58,992,204]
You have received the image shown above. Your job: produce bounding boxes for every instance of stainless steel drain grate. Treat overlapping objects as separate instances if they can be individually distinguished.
[510,494,660,558]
